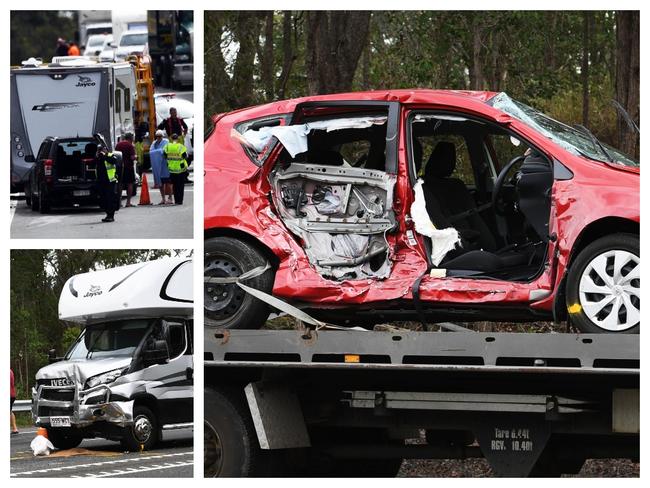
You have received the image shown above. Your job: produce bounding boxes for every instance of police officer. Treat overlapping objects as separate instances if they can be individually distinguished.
[163,133,189,205]
[96,144,119,222]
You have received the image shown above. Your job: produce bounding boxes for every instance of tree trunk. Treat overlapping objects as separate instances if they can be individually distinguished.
[231,12,262,108]
[305,11,371,94]
[277,11,295,99]
[468,17,484,90]
[615,11,640,157]
[260,12,275,101]
[582,11,592,127]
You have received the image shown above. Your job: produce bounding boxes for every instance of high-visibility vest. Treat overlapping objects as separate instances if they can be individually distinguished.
[104,153,117,182]
[164,142,188,174]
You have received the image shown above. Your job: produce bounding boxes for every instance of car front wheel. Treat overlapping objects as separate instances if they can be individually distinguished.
[566,233,639,333]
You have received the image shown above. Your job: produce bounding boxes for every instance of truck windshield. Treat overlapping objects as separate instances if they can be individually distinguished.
[490,92,639,168]
[66,319,152,359]
[120,33,147,47]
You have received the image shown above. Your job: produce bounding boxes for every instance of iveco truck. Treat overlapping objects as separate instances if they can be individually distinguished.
[32,257,193,451]
[10,57,137,192]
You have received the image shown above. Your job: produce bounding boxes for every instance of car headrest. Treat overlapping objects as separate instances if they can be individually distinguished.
[425,141,456,180]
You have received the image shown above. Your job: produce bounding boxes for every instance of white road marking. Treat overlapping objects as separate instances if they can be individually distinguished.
[90,461,193,477]
[10,450,192,477]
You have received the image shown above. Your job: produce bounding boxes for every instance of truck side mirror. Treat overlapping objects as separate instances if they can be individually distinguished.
[48,349,59,364]
[143,339,169,366]
[24,155,36,163]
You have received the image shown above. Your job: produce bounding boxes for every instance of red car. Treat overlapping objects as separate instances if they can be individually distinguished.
[204,90,639,333]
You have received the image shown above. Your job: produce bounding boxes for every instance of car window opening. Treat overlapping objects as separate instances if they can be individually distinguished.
[409,113,553,282]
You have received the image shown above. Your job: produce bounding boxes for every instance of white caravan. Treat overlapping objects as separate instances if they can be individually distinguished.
[10,57,137,191]
[31,258,193,451]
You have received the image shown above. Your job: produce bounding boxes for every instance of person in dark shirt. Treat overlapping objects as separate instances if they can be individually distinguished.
[134,111,149,176]
[96,146,119,222]
[158,107,188,145]
[115,133,137,207]
[55,37,69,57]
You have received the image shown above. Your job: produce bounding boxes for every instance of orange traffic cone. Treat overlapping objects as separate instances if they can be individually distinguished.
[36,426,48,438]
[139,173,152,205]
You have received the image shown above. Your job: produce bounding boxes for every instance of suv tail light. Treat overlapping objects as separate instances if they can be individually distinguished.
[44,159,53,182]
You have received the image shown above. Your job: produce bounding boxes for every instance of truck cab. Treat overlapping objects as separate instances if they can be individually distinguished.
[32,258,193,451]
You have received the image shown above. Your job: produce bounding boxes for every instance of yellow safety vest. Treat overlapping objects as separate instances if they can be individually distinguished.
[104,153,117,182]
[164,142,188,174]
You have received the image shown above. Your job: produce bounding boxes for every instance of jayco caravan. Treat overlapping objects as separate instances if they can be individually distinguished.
[31,258,193,451]
[10,57,137,192]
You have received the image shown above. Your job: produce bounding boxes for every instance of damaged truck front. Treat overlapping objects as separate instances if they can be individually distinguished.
[32,258,194,451]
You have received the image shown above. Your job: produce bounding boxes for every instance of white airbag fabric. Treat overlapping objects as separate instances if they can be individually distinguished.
[410,179,461,266]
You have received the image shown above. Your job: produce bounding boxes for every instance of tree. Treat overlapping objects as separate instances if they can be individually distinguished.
[305,11,371,94]
[615,11,640,157]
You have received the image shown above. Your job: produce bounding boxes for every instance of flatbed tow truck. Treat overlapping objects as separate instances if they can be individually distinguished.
[204,327,639,477]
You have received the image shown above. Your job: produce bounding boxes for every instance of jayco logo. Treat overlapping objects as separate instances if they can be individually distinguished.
[75,75,96,87]
[84,285,102,297]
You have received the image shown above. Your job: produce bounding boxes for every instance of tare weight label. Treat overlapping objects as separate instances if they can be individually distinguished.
[490,427,534,452]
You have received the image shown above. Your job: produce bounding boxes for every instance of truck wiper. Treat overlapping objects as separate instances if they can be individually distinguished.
[574,124,614,163]
[85,324,108,359]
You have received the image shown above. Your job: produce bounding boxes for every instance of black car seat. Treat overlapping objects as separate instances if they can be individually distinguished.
[420,142,531,273]
[423,141,497,251]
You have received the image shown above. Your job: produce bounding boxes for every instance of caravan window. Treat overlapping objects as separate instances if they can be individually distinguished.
[115,88,122,112]
[124,88,131,112]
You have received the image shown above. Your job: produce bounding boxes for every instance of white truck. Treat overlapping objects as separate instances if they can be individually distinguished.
[10,57,137,192]
[32,257,193,451]
[77,10,112,50]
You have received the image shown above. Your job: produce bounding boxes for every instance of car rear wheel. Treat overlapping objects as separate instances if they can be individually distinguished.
[204,237,274,329]
[566,233,639,334]
[39,183,51,214]
[47,427,83,450]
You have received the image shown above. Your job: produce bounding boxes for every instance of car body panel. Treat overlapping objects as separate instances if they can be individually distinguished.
[204,89,639,312]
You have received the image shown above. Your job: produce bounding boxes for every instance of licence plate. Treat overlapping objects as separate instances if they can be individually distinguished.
[73,190,91,197]
[50,416,71,427]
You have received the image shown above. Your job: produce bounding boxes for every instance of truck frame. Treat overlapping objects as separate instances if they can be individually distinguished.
[204,328,639,477]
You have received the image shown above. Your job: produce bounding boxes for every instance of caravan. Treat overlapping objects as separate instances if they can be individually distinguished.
[10,57,137,192]
[31,258,193,451]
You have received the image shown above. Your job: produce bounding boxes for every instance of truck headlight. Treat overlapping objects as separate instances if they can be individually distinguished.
[85,368,127,389]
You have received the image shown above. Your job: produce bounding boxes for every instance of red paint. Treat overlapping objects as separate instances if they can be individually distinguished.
[205,89,639,314]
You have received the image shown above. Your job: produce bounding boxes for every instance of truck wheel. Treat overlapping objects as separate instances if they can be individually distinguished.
[204,387,261,477]
[566,233,639,334]
[121,405,159,451]
[30,191,39,211]
[47,427,83,450]
[205,237,274,329]
[39,183,51,214]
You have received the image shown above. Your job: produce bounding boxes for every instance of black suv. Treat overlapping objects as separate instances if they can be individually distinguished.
[25,135,117,213]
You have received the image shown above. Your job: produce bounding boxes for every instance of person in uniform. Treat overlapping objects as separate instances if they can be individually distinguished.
[162,133,188,205]
[96,145,119,222]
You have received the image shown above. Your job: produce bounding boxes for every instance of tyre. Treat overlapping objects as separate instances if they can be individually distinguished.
[30,189,39,212]
[121,405,159,451]
[47,427,83,450]
[204,387,261,477]
[566,233,639,333]
[204,237,275,329]
[39,183,51,214]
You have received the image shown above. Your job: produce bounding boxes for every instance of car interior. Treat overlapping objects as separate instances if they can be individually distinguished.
[53,140,98,181]
[263,109,554,283]
[410,113,553,281]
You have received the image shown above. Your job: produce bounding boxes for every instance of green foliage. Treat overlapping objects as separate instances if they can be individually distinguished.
[10,249,182,398]
[11,11,78,65]
[205,11,631,149]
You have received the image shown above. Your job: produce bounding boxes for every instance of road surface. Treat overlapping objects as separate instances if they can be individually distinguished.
[10,428,193,478]
[10,170,193,239]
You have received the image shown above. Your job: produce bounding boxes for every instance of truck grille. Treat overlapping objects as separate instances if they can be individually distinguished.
[38,406,74,417]
[40,388,75,402]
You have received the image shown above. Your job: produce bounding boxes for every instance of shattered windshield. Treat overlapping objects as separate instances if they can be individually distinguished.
[490,93,638,168]
[66,319,152,359]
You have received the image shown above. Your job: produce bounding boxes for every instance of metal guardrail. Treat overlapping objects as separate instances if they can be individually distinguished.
[12,400,31,413]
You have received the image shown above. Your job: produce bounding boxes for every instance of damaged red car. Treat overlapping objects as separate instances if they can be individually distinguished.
[204,90,639,333]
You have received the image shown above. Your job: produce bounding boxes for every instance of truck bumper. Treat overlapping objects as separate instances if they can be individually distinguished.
[32,384,134,428]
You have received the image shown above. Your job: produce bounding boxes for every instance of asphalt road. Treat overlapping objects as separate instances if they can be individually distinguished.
[10,428,193,478]
[10,171,193,239]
